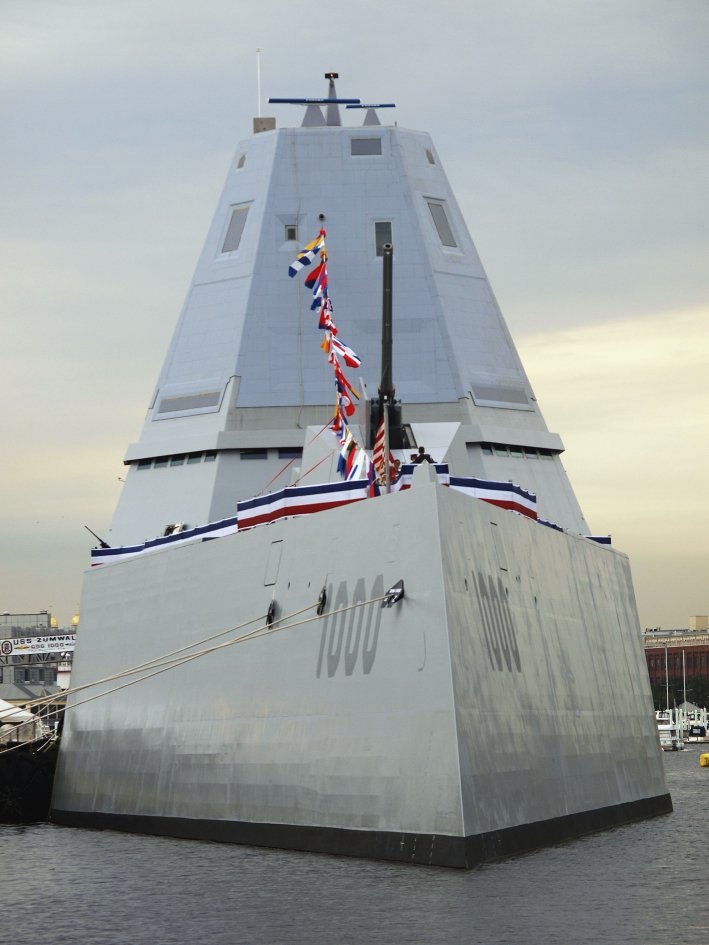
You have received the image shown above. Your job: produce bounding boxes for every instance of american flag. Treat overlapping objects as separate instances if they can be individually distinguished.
[372,417,395,483]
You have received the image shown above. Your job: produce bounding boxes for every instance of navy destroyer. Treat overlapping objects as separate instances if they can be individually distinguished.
[51,75,670,867]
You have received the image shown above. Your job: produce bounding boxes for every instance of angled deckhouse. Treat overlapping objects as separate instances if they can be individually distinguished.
[109,75,586,546]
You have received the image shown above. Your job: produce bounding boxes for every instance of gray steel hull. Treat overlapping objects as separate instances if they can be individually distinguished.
[52,471,670,867]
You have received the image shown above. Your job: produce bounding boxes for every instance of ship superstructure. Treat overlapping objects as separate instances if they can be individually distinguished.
[51,76,670,867]
[108,75,585,546]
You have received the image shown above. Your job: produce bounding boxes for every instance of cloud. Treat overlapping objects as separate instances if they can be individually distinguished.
[518,306,709,627]
[1,1,707,629]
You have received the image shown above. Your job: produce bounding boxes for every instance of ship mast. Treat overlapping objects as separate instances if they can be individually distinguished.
[374,242,405,490]
[380,243,394,491]
[380,243,394,410]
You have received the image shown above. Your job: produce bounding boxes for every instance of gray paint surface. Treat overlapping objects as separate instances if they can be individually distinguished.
[54,467,665,843]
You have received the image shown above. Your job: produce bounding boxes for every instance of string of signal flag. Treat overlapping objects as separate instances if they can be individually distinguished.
[288,230,393,490]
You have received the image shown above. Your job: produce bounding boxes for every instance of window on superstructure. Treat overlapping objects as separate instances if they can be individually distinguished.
[154,457,169,468]
[351,138,382,156]
[137,459,152,470]
[237,154,246,169]
[278,448,303,459]
[221,205,250,253]
[285,224,298,242]
[427,201,457,247]
[170,455,186,466]
[186,453,202,464]
[477,442,556,459]
[375,222,392,257]
[425,149,436,165]
[204,451,217,462]
[240,449,268,460]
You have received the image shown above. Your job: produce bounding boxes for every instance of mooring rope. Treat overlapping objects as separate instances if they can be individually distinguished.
[0,591,388,756]
[15,603,317,715]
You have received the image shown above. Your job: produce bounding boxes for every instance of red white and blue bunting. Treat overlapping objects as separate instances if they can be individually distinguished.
[90,466,582,566]
[236,479,369,529]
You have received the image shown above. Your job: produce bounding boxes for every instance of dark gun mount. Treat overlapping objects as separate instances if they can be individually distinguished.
[84,524,110,549]
[369,243,408,449]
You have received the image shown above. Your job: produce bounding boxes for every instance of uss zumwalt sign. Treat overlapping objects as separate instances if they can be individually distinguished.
[0,634,76,656]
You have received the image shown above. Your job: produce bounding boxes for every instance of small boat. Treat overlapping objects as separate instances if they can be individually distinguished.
[657,722,684,751]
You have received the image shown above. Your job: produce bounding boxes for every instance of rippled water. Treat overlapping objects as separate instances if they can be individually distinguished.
[2,748,708,945]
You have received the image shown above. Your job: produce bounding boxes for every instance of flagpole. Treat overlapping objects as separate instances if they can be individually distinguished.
[256,48,262,118]
[384,402,391,493]
[380,242,394,494]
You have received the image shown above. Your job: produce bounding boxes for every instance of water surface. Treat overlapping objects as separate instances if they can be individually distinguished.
[2,748,707,944]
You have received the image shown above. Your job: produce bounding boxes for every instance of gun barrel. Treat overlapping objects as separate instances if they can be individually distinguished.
[379,243,394,404]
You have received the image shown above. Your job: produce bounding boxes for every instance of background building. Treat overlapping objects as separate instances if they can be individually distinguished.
[643,616,709,709]
[0,611,76,709]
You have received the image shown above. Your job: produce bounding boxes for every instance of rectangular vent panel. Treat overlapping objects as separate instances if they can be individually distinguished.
[471,385,532,410]
[157,391,221,413]
[351,137,382,155]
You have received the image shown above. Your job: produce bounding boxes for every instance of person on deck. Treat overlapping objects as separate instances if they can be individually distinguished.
[413,446,434,464]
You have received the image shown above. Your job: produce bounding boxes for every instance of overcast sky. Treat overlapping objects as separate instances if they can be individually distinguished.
[1,0,707,630]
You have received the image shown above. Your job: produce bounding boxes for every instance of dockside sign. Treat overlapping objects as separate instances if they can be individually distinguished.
[0,634,76,656]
